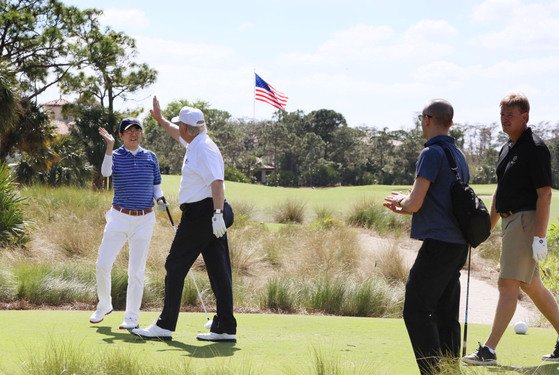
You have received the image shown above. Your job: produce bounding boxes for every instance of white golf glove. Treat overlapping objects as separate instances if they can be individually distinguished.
[156,196,168,212]
[212,212,227,238]
[532,236,548,262]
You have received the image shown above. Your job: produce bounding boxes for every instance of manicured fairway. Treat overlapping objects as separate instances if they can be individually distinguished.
[160,177,559,225]
[1,311,559,374]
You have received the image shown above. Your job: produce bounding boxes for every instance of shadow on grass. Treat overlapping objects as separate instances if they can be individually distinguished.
[485,363,559,374]
[92,326,240,359]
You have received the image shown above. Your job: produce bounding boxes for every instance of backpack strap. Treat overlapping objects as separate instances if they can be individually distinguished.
[434,142,462,182]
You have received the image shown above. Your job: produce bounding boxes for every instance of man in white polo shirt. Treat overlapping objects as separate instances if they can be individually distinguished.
[91,118,166,330]
[132,97,236,342]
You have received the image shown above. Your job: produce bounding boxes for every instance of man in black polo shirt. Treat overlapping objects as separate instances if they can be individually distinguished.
[464,93,559,365]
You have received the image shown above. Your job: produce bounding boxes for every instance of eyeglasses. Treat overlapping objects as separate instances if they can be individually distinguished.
[124,128,142,134]
[418,114,433,121]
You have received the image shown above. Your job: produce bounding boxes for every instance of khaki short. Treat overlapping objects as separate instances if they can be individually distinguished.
[500,210,538,284]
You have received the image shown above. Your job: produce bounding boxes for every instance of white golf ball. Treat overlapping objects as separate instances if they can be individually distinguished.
[514,321,528,334]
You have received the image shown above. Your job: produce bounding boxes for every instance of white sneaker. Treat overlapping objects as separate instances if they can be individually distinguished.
[131,324,173,341]
[196,332,237,343]
[89,307,113,324]
[118,317,139,330]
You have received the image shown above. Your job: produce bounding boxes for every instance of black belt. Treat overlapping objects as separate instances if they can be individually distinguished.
[499,208,532,218]
[180,197,213,212]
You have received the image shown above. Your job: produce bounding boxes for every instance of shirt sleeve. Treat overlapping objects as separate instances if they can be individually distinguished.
[415,146,442,182]
[101,154,113,177]
[153,184,163,200]
[529,144,552,189]
[152,152,162,186]
[199,148,225,186]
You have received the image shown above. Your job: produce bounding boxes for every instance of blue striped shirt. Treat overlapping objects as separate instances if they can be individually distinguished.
[111,146,162,210]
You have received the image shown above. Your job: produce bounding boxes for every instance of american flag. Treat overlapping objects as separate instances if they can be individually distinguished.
[255,73,288,110]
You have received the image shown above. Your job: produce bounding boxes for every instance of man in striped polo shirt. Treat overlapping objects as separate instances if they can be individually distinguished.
[90,118,166,330]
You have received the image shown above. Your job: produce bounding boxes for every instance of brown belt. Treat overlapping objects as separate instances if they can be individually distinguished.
[113,204,152,216]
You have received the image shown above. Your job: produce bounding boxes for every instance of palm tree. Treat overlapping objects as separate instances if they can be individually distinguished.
[0,67,21,159]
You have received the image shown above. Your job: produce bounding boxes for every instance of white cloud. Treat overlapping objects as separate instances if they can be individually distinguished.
[99,8,150,31]
[413,61,475,87]
[471,0,519,22]
[135,36,237,66]
[482,57,559,78]
[282,20,456,65]
[472,0,559,50]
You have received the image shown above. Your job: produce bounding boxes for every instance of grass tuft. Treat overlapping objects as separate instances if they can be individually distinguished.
[273,199,306,224]
[260,277,297,312]
[346,199,409,235]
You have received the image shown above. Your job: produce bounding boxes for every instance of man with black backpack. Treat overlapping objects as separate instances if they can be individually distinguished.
[463,93,559,366]
[384,99,470,375]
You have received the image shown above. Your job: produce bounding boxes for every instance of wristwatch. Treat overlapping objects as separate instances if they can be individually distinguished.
[214,209,223,214]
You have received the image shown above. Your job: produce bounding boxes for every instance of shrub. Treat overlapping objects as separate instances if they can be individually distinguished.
[311,206,341,230]
[342,277,404,318]
[375,244,409,284]
[225,166,251,183]
[110,266,130,309]
[228,200,254,227]
[346,199,409,235]
[273,199,306,224]
[303,278,346,315]
[0,162,27,246]
[14,262,96,305]
[289,226,360,277]
[260,277,297,312]
[0,267,17,301]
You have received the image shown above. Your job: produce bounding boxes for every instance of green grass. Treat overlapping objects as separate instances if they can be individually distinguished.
[1,311,559,374]
[160,177,559,225]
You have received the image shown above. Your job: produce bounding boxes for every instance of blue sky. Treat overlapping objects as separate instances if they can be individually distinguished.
[54,0,559,130]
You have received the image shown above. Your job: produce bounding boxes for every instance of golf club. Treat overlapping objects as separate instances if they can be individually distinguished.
[462,246,472,357]
[164,204,213,330]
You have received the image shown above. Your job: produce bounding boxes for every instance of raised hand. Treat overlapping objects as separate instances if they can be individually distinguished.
[151,96,163,123]
[98,127,115,145]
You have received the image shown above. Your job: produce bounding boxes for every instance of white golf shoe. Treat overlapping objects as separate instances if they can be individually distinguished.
[131,324,173,341]
[89,307,113,324]
[118,317,139,330]
[196,332,237,343]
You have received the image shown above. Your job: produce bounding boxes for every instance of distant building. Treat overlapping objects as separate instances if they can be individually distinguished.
[255,157,275,183]
[41,98,74,135]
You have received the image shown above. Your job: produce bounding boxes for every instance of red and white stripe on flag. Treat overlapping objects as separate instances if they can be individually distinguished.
[255,73,288,110]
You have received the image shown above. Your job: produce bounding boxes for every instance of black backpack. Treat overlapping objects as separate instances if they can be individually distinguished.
[438,143,491,248]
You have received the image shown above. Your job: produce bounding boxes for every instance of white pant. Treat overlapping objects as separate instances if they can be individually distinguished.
[96,208,155,321]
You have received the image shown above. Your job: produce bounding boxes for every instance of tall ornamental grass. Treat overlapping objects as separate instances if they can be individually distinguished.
[6,184,412,318]
[346,198,409,235]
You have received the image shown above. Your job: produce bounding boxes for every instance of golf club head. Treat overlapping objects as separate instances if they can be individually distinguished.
[204,319,213,329]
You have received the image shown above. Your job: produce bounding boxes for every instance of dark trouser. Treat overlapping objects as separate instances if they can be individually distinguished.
[156,198,236,334]
[403,239,468,375]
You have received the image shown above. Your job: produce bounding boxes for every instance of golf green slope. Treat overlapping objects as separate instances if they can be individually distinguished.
[1,311,559,374]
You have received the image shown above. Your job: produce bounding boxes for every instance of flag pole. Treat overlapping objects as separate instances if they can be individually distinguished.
[253,68,256,121]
